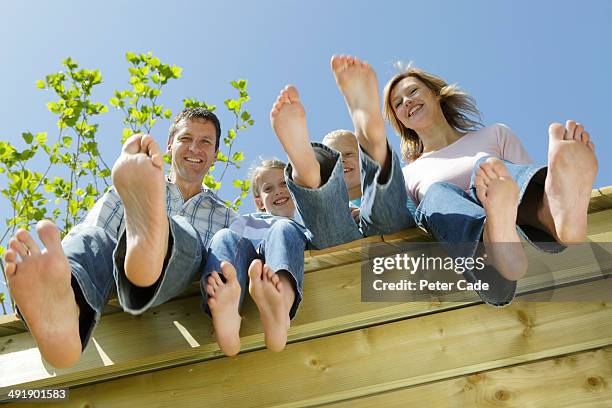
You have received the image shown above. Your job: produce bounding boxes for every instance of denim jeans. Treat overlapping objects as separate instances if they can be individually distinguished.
[201,218,307,319]
[64,215,204,350]
[286,142,416,249]
[415,156,564,306]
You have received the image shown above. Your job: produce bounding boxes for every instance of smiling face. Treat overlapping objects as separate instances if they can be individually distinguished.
[166,118,217,188]
[323,132,360,191]
[390,76,442,132]
[254,168,295,218]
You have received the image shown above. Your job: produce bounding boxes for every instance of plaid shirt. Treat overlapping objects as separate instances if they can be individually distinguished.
[67,181,238,250]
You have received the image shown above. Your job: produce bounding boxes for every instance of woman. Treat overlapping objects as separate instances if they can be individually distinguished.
[381,64,598,306]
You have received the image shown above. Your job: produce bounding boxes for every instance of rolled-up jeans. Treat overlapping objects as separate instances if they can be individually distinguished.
[285,142,416,249]
[415,156,565,306]
[62,215,204,350]
[201,218,307,319]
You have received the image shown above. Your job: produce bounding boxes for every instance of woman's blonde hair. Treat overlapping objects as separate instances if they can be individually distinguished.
[382,63,483,162]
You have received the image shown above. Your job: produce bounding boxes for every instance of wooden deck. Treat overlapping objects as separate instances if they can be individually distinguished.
[0,186,611,407]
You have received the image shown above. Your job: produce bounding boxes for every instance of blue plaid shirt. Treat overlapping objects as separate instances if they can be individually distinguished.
[67,181,237,250]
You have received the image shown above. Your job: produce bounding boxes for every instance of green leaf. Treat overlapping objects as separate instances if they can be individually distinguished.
[35,132,48,145]
[36,80,45,89]
[164,109,172,119]
[125,51,138,63]
[231,152,244,162]
[22,132,34,144]
[170,65,182,78]
[109,97,120,106]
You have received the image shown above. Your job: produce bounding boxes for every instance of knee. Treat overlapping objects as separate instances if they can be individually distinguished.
[210,228,241,246]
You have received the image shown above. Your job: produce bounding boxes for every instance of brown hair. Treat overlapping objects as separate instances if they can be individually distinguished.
[250,159,287,210]
[167,107,221,151]
[382,64,482,162]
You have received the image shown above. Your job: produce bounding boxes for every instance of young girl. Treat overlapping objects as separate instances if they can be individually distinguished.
[380,62,598,305]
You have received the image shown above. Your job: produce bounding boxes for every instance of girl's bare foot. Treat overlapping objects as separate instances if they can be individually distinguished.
[475,157,527,281]
[4,220,81,368]
[542,121,597,244]
[270,85,321,189]
[206,262,242,357]
[111,134,168,287]
[248,260,290,352]
[331,55,389,169]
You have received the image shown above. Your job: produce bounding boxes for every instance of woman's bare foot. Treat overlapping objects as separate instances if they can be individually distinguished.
[331,55,389,169]
[206,262,242,357]
[475,157,527,281]
[270,85,321,189]
[248,260,290,352]
[541,121,597,244]
[4,220,81,368]
[111,134,168,287]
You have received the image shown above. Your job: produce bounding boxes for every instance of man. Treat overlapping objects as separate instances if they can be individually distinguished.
[3,108,236,368]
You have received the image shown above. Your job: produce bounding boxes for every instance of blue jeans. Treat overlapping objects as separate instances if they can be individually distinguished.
[64,215,204,350]
[286,142,416,249]
[415,156,565,306]
[201,218,307,319]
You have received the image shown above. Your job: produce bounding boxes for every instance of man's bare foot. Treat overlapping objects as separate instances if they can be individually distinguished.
[270,85,321,189]
[248,260,290,352]
[331,55,389,168]
[112,134,168,287]
[206,262,242,357]
[542,121,597,244]
[475,157,527,281]
[4,221,81,368]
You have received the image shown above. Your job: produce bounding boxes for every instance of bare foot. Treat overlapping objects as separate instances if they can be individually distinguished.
[542,121,597,244]
[206,262,242,357]
[248,260,290,352]
[270,85,321,189]
[111,134,168,287]
[4,221,81,368]
[475,157,527,281]
[331,55,389,168]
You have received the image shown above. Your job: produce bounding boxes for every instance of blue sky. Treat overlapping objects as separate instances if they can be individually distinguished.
[1,0,611,312]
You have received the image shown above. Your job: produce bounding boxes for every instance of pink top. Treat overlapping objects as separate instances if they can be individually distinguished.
[402,124,532,204]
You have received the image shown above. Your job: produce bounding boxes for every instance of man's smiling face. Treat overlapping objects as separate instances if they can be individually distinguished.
[167,118,217,186]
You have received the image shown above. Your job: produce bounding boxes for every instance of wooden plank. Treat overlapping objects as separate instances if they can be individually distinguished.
[328,347,612,408]
[2,210,612,389]
[13,281,611,408]
[0,261,459,390]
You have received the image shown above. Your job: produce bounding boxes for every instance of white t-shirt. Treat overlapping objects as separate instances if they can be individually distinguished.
[402,124,532,204]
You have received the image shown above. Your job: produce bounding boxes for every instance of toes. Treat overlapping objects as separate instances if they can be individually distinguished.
[9,237,28,258]
[212,271,224,287]
[475,174,488,191]
[122,134,144,153]
[36,220,62,254]
[248,259,263,280]
[4,248,16,264]
[479,162,497,180]
[141,134,163,168]
[5,262,15,276]
[270,273,280,286]
[565,120,577,140]
[580,130,590,144]
[220,261,237,282]
[285,85,300,103]
[548,123,565,141]
[574,123,584,141]
[208,275,219,291]
[15,229,41,255]
[206,284,216,298]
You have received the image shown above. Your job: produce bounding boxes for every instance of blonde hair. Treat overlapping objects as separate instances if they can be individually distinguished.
[322,129,357,147]
[249,158,287,207]
[382,63,482,162]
